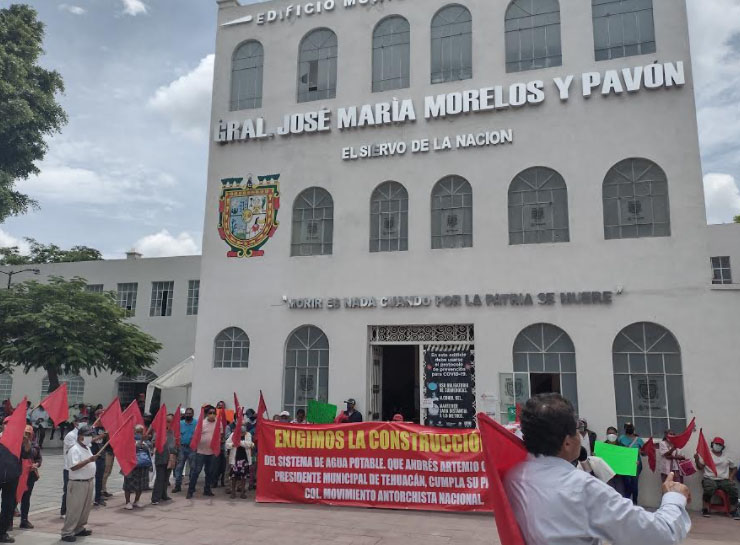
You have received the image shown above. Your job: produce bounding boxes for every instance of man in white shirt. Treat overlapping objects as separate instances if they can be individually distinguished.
[61,425,98,542]
[505,393,692,545]
[61,416,87,517]
[29,406,49,449]
[694,436,739,519]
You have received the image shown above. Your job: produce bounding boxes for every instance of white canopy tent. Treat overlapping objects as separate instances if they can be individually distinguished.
[145,355,194,410]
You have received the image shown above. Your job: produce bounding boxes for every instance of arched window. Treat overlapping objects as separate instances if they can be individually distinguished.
[508,167,570,245]
[230,40,264,111]
[612,322,685,437]
[298,28,338,103]
[372,16,410,92]
[505,0,562,73]
[117,371,158,408]
[513,323,578,411]
[284,325,329,416]
[370,181,408,253]
[431,175,473,249]
[214,327,250,368]
[592,0,656,61]
[431,5,473,84]
[291,188,334,257]
[603,158,670,240]
[0,373,12,401]
[42,375,85,405]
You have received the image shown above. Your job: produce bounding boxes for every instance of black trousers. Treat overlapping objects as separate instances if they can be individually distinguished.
[61,469,69,515]
[0,478,18,535]
[35,427,46,449]
[20,475,37,522]
[151,465,171,503]
[94,455,105,503]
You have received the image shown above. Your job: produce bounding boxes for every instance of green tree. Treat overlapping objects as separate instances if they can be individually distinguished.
[0,238,102,265]
[0,4,67,221]
[734,215,740,224]
[0,277,161,392]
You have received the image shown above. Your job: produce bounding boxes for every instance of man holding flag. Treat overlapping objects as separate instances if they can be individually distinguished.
[695,436,739,519]
[502,394,692,545]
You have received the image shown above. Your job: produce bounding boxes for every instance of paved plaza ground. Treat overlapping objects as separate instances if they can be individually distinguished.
[10,452,739,545]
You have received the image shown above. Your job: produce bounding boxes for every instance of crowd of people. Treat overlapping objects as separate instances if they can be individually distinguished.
[1,393,738,543]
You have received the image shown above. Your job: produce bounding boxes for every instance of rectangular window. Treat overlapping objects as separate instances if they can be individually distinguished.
[150,281,174,317]
[592,0,656,61]
[187,280,200,316]
[116,283,138,317]
[85,284,104,293]
[711,256,732,285]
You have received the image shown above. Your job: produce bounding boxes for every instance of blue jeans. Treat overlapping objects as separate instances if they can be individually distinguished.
[187,454,215,495]
[621,475,640,505]
[174,445,193,487]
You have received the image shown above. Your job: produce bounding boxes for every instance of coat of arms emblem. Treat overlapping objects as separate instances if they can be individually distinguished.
[218,174,280,258]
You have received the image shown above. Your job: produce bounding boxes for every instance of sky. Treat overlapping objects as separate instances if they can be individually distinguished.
[0,0,739,258]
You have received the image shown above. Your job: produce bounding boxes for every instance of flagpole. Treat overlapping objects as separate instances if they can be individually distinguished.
[97,414,135,453]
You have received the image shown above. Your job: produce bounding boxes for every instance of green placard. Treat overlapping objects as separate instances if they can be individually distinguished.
[594,441,639,476]
[507,406,517,423]
[307,400,338,424]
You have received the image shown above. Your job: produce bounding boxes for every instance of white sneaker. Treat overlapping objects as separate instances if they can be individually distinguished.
[124,503,133,511]
[132,502,141,509]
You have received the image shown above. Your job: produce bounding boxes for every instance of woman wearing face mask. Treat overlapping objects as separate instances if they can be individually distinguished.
[604,427,619,445]
[618,422,645,505]
[123,425,152,510]
[225,424,253,499]
[695,437,740,519]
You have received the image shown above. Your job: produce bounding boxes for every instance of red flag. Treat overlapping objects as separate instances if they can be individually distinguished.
[99,397,122,433]
[254,391,268,445]
[39,383,69,426]
[233,395,244,447]
[667,418,696,449]
[641,439,656,472]
[16,459,33,503]
[108,416,137,476]
[210,407,227,456]
[172,404,182,446]
[696,429,718,476]
[150,404,168,454]
[477,413,528,545]
[0,397,28,459]
[190,407,205,451]
[122,399,145,428]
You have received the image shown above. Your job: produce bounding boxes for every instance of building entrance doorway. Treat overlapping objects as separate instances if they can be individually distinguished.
[380,345,419,423]
[529,373,561,396]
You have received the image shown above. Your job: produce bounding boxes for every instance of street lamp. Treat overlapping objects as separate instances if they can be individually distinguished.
[0,268,41,289]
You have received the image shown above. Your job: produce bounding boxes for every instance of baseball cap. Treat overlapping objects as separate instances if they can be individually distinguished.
[712,437,725,446]
[279,411,290,417]
[344,398,357,405]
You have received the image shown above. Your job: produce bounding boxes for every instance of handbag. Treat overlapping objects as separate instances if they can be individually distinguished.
[678,459,696,477]
[136,448,152,469]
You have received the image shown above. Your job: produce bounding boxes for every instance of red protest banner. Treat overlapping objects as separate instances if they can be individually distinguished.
[256,420,492,513]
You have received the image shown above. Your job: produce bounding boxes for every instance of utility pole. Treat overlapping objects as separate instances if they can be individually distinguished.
[0,268,41,289]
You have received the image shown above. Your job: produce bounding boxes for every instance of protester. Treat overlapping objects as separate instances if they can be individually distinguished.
[659,430,687,484]
[172,407,197,493]
[618,422,645,505]
[186,406,218,499]
[61,424,97,543]
[278,411,291,423]
[695,436,740,519]
[604,426,619,445]
[291,409,309,424]
[244,409,258,491]
[61,416,88,517]
[123,425,152,510]
[151,414,178,505]
[28,406,49,449]
[226,423,253,499]
[336,399,363,423]
[392,413,404,422]
[18,426,42,529]
[136,394,146,418]
[578,418,597,455]
[505,393,691,545]
[90,414,108,507]
[0,423,21,544]
[215,403,229,488]
[100,440,115,500]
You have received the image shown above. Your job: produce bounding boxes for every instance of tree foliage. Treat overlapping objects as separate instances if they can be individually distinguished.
[0,4,67,221]
[0,238,102,265]
[734,215,740,224]
[0,277,161,392]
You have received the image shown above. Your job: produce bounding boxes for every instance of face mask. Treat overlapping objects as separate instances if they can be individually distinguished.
[184,416,193,422]
[712,445,723,454]
[82,437,93,447]
[625,427,635,435]
[607,434,618,442]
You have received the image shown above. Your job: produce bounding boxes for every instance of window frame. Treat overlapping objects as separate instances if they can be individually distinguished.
[297,28,338,103]
[85,284,104,293]
[283,325,330,417]
[213,327,250,369]
[230,39,264,111]
[508,166,570,245]
[370,181,409,253]
[0,373,12,401]
[116,283,138,317]
[711,256,732,285]
[505,0,563,73]
[291,187,334,257]
[42,375,85,405]
[187,280,200,315]
[149,281,175,317]
[431,175,473,249]
[592,0,656,62]
[431,4,473,84]
[372,15,411,92]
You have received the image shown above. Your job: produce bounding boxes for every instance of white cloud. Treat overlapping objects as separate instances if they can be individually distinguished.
[0,229,31,254]
[59,4,86,15]
[121,0,148,16]
[147,55,214,141]
[704,173,740,224]
[132,230,200,257]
